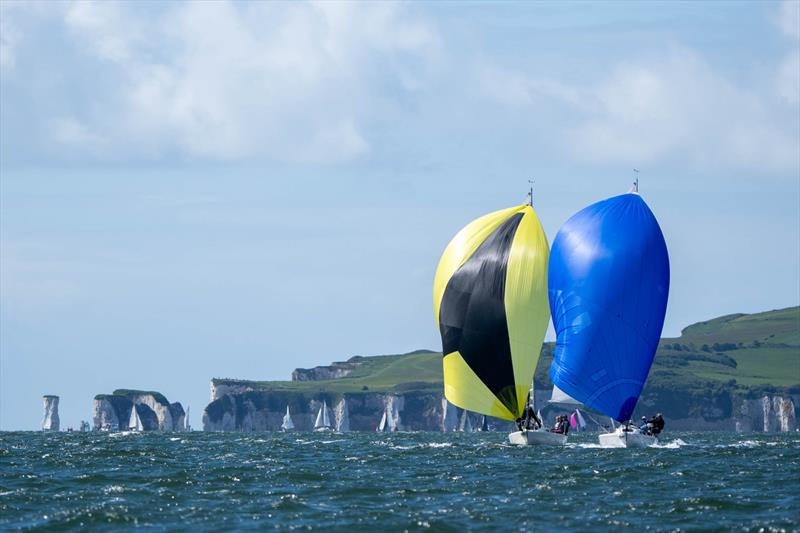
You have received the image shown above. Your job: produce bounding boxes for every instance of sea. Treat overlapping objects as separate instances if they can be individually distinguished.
[1,431,798,531]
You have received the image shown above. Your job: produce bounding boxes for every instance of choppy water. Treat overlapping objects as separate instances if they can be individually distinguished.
[1,431,798,531]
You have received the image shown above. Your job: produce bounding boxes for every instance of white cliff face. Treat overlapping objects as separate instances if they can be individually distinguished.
[129,394,174,431]
[42,396,60,431]
[774,397,797,432]
[441,399,459,432]
[735,395,797,432]
[384,395,403,431]
[335,398,350,432]
[93,398,120,430]
[210,382,252,402]
[203,410,236,431]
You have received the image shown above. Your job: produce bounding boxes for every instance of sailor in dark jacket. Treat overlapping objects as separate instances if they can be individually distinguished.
[649,413,665,435]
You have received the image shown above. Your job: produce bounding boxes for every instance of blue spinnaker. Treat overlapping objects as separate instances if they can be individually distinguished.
[548,193,669,422]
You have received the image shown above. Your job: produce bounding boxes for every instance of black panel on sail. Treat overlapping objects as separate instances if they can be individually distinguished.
[438,212,523,413]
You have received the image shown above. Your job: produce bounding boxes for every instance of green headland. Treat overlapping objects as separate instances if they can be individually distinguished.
[214,307,799,410]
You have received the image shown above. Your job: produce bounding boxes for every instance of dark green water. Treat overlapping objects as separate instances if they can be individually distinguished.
[1,431,798,531]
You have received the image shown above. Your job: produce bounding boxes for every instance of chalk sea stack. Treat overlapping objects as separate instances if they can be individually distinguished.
[42,395,60,431]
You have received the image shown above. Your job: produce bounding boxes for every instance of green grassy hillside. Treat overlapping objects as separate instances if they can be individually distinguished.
[216,307,800,403]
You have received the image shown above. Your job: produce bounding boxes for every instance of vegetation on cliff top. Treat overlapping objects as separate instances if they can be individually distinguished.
[213,307,800,415]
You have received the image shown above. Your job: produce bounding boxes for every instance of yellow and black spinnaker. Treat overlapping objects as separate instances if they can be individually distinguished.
[433,205,550,421]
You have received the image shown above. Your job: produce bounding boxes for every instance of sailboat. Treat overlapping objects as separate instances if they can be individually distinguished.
[433,193,554,446]
[281,406,295,431]
[376,411,388,432]
[478,415,489,432]
[313,400,333,432]
[128,403,142,432]
[185,406,192,432]
[548,183,669,448]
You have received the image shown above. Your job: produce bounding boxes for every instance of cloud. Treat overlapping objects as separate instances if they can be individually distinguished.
[480,46,798,174]
[41,1,438,162]
[775,0,800,40]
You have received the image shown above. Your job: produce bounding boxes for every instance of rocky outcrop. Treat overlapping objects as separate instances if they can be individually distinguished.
[334,398,350,432]
[42,395,60,431]
[291,359,363,381]
[93,390,186,431]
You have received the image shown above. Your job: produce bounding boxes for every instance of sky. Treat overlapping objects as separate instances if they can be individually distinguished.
[1,1,798,430]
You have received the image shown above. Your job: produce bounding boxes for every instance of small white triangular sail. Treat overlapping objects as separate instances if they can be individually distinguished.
[185,406,191,431]
[549,384,582,406]
[377,411,387,432]
[314,405,325,429]
[282,406,295,431]
[322,401,332,428]
[128,404,141,431]
[464,413,473,432]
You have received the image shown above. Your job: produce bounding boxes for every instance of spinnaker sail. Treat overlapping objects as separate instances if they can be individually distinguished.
[548,192,669,422]
[434,204,550,421]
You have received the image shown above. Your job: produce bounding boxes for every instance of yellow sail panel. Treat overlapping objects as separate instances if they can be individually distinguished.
[433,206,521,325]
[504,206,551,417]
[435,204,550,420]
[443,352,516,420]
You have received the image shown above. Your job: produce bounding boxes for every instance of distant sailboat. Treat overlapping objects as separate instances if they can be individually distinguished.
[479,415,489,432]
[128,403,142,432]
[185,406,191,432]
[376,411,388,432]
[433,196,555,446]
[314,400,333,432]
[281,406,295,431]
[548,185,669,448]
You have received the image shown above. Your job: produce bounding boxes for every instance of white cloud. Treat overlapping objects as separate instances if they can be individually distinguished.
[52,0,438,162]
[480,47,798,174]
[775,0,800,40]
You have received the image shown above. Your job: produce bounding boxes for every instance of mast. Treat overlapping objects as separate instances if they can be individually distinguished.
[528,179,534,206]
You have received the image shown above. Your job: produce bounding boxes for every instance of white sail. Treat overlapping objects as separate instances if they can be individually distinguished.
[282,406,295,431]
[323,401,332,428]
[549,384,582,406]
[128,403,141,431]
[377,411,387,432]
[185,406,191,431]
[575,408,587,429]
[314,401,332,431]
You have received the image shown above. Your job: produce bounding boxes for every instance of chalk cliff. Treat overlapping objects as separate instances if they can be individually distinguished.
[203,382,508,432]
[42,395,60,431]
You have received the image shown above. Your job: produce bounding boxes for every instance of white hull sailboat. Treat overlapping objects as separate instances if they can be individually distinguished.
[313,400,333,432]
[433,197,552,447]
[508,429,567,446]
[547,185,670,450]
[598,425,657,448]
[281,406,295,432]
[128,403,142,432]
